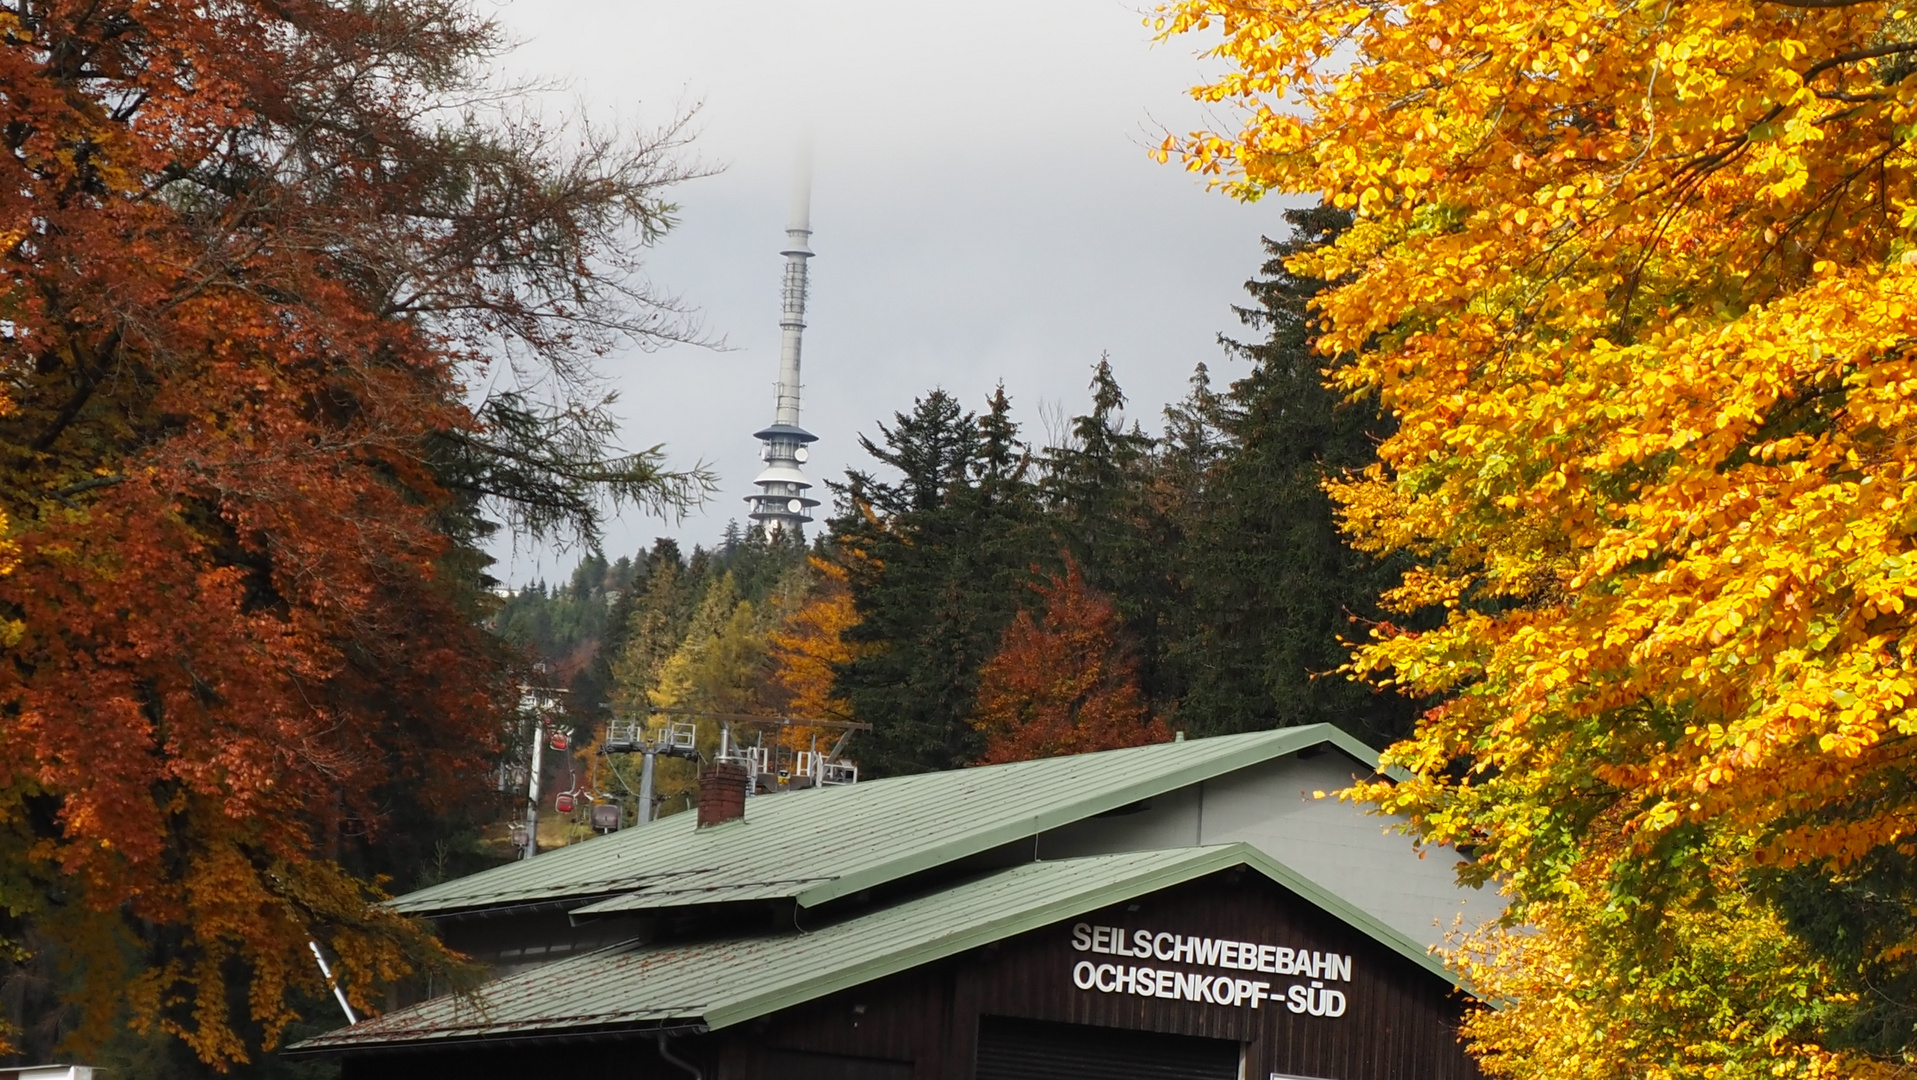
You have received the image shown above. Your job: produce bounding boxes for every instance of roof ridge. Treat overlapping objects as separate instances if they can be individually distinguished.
[842,725,1359,789]
[789,725,1373,909]
[294,840,1462,1055]
[392,724,1381,918]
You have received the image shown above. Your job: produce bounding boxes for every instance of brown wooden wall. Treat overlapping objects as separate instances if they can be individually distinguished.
[340,869,1482,1080]
[726,869,1481,1080]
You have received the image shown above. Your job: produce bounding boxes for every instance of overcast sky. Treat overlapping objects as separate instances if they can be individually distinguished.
[482,0,1295,584]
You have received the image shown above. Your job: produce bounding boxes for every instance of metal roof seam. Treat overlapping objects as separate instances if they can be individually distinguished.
[300,850,1208,1049]
[294,840,1470,1055]
[704,848,1246,1029]
[790,727,1359,910]
[389,727,1392,920]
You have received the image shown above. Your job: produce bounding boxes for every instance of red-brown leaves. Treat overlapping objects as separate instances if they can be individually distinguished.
[972,562,1170,765]
[0,0,550,1066]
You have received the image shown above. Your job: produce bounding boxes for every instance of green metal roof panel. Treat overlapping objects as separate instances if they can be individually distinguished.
[295,842,1460,1053]
[391,725,1380,917]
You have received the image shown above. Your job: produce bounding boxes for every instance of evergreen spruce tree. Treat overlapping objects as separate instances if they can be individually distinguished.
[1041,359,1184,707]
[1169,204,1417,744]
[830,389,1044,775]
[720,520,809,602]
[608,539,698,717]
[1155,364,1229,529]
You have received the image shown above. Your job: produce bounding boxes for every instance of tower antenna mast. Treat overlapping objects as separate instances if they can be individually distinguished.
[747,152,820,532]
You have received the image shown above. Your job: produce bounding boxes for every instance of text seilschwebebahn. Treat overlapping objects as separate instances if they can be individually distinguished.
[1069,922,1351,1017]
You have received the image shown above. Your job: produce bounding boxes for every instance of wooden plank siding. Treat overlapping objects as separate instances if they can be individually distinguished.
[342,869,1480,1080]
[740,870,1479,1080]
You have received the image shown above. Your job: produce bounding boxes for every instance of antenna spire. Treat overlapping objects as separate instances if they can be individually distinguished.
[747,151,820,533]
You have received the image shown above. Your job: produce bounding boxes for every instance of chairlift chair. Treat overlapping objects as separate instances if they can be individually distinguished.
[588,802,621,831]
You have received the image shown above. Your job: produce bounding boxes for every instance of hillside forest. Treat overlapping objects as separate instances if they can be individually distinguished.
[498,203,1406,821]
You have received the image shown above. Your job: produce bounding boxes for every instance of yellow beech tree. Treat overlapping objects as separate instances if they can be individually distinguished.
[1159,0,1917,1074]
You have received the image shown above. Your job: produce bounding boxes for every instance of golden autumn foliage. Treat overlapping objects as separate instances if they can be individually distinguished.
[971,564,1169,765]
[1453,877,1858,1080]
[1157,0,1917,1072]
[769,556,864,723]
[596,552,837,819]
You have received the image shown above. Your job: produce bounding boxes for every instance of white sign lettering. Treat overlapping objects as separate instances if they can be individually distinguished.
[1068,922,1350,1018]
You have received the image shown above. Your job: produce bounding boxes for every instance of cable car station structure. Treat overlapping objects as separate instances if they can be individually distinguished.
[293,727,1499,1080]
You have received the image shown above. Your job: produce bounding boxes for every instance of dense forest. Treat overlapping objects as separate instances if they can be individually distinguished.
[496,205,1414,817]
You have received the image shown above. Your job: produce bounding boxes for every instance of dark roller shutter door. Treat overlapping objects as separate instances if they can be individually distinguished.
[975,1016,1240,1080]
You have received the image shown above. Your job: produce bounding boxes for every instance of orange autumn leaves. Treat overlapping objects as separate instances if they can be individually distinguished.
[0,0,624,1067]
[771,554,1168,766]
[1157,0,1917,1073]
[973,563,1168,765]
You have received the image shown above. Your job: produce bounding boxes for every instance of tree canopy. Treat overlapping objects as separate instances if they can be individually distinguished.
[1160,0,1917,1073]
[972,562,1169,764]
[824,216,1412,774]
[831,388,1045,774]
[0,0,704,1068]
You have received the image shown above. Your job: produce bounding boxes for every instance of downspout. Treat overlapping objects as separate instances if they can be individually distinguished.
[657,1030,702,1080]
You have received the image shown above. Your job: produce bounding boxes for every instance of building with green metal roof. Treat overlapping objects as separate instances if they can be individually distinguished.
[294,726,1497,1080]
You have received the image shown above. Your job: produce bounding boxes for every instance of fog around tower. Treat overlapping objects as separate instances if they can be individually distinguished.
[484,0,1290,580]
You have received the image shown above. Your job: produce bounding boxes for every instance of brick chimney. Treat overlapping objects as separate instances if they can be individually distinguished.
[697,762,748,827]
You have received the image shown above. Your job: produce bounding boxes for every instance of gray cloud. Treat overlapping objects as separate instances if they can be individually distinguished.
[482,0,1297,580]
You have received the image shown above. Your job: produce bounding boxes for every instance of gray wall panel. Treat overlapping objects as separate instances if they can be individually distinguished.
[1037,784,1201,859]
[1037,752,1504,950]
[1196,753,1502,949]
